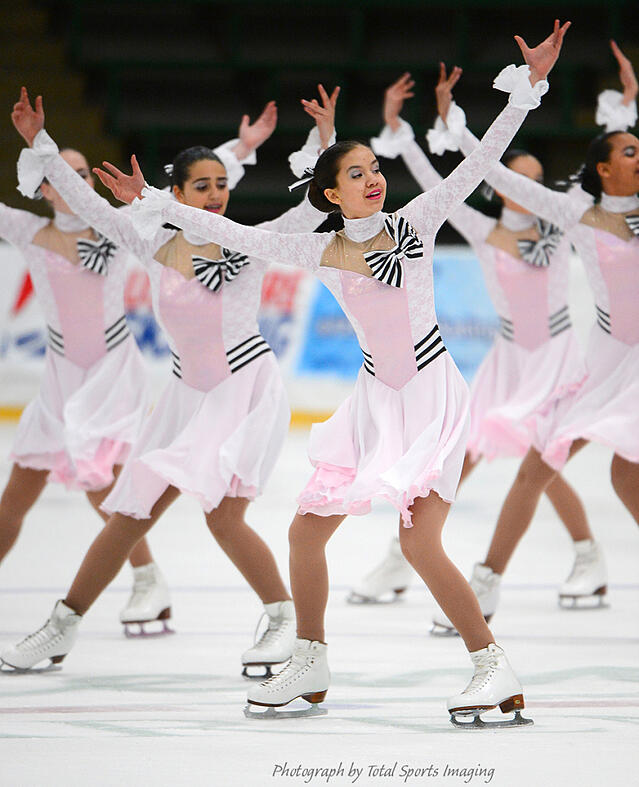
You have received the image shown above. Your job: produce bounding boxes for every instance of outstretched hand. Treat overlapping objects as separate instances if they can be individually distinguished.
[435,63,463,123]
[610,40,638,104]
[301,84,340,149]
[235,100,278,159]
[383,73,415,132]
[93,156,146,204]
[514,19,571,84]
[12,87,45,146]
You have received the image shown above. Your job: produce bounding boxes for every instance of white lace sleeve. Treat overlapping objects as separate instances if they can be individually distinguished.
[31,131,161,259]
[399,137,493,246]
[400,102,529,234]
[135,187,328,273]
[455,125,590,229]
[0,203,49,248]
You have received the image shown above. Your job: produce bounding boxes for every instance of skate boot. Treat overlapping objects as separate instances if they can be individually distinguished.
[245,638,329,719]
[0,600,81,671]
[559,540,608,609]
[242,600,296,679]
[347,537,414,603]
[447,643,533,728]
[120,562,173,637]
[431,563,501,636]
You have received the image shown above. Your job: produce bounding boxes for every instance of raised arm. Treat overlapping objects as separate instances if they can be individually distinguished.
[11,88,155,257]
[371,72,494,246]
[133,189,327,272]
[595,40,638,133]
[401,20,570,233]
[433,66,590,229]
[259,84,339,233]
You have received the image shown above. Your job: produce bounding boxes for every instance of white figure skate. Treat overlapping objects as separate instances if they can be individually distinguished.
[348,537,414,603]
[431,563,501,636]
[559,540,607,609]
[447,643,533,728]
[244,638,329,719]
[1,600,81,671]
[241,600,296,679]
[120,563,173,637]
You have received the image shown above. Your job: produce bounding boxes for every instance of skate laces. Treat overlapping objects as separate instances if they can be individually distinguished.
[463,651,499,694]
[251,612,291,648]
[16,619,59,651]
[567,549,597,581]
[262,648,309,687]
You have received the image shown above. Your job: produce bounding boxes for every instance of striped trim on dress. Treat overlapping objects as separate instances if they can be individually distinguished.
[361,324,447,378]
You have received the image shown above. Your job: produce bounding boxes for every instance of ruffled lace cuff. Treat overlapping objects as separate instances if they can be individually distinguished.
[370,118,415,159]
[288,126,336,178]
[129,185,172,239]
[493,64,549,110]
[425,102,467,156]
[213,139,257,190]
[16,128,59,198]
[596,89,638,133]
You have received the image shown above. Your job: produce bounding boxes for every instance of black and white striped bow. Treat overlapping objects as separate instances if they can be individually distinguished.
[76,233,116,276]
[625,214,639,237]
[362,214,423,288]
[192,247,250,292]
[516,219,564,267]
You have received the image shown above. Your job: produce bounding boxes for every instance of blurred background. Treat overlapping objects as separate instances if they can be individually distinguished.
[0,0,636,415]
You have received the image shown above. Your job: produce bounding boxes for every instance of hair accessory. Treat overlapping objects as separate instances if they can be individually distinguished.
[163,163,174,177]
[288,167,315,192]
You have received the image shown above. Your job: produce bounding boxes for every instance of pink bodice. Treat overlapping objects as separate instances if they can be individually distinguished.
[494,249,553,351]
[45,252,109,368]
[158,266,231,391]
[593,230,639,345]
[339,270,418,389]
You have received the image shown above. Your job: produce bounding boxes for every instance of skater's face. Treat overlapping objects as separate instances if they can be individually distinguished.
[323,145,387,219]
[597,133,639,197]
[497,154,543,215]
[172,159,230,215]
[40,149,94,214]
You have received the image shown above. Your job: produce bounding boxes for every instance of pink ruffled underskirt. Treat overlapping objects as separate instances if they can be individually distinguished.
[297,354,470,527]
[540,328,639,470]
[102,353,289,519]
[10,340,148,492]
[466,330,587,463]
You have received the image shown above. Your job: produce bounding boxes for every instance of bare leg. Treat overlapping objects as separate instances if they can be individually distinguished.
[85,467,153,568]
[0,464,48,564]
[544,474,592,541]
[400,493,493,652]
[204,496,291,604]
[289,512,346,642]
[458,451,480,488]
[484,441,587,575]
[610,454,639,524]
[65,486,180,615]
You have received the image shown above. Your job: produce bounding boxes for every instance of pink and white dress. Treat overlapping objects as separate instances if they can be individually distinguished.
[133,86,545,525]
[30,131,327,517]
[371,120,587,461]
[465,157,639,470]
[0,204,148,490]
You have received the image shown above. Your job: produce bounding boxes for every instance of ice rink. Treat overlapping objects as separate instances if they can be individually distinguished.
[0,422,637,787]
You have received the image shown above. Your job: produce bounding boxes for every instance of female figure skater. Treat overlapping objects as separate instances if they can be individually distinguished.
[0,136,165,631]
[350,63,605,620]
[432,40,638,626]
[1,85,337,677]
[89,22,570,726]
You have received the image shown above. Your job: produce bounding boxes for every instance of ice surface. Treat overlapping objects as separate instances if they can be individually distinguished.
[0,424,637,787]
